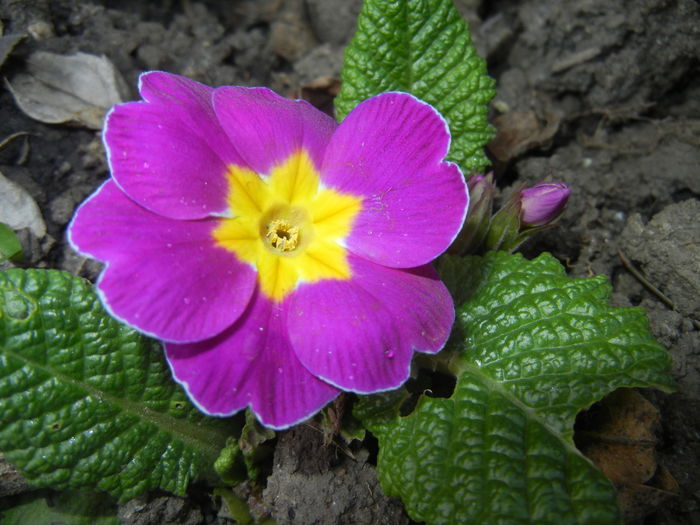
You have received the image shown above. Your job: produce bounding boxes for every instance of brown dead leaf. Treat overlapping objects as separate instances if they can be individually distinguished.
[0,169,46,238]
[582,389,658,484]
[6,51,127,129]
[576,389,679,523]
[488,110,560,163]
[616,466,680,523]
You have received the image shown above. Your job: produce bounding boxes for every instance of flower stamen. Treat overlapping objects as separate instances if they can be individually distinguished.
[265,219,299,252]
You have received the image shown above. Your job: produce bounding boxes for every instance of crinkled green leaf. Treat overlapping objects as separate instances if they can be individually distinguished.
[0,269,235,501]
[357,252,674,525]
[335,0,496,173]
[0,490,118,525]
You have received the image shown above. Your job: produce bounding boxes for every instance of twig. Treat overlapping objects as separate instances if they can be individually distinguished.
[0,131,30,151]
[617,248,675,310]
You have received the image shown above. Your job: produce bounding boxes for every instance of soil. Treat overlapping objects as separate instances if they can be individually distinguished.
[0,0,698,524]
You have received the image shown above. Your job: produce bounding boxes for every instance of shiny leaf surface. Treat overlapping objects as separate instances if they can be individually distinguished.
[0,269,233,501]
[357,252,674,524]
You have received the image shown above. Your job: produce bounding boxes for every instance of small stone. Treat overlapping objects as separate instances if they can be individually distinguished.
[0,454,32,498]
[293,43,344,86]
[304,0,361,45]
[49,186,92,227]
[269,0,317,62]
[27,20,54,40]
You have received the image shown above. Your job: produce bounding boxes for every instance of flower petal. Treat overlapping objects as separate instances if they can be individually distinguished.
[213,87,337,175]
[322,92,469,268]
[165,289,340,429]
[68,180,256,342]
[287,254,454,393]
[105,72,242,219]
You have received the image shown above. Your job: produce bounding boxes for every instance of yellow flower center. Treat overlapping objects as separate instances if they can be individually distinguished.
[213,150,362,302]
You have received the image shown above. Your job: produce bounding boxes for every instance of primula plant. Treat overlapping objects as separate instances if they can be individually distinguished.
[0,0,674,523]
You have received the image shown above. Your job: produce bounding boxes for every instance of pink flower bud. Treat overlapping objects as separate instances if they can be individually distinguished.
[519,182,570,227]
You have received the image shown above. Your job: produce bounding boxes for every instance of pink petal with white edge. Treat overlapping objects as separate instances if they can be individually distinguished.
[68,180,256,343]
[165,289,340,429]
[322,92,469,268]
[213,87,337,175]
[287,254,454,393]
[106,72,243,220]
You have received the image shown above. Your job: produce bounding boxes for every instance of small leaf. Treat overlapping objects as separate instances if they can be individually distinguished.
[357,252,674,525]
[0,170,46,239]
[0,490,118,525]
[0,269,235,501]
[6,51,127,129]
[0,223,22,261]
[335,0,496,173]
[214,488,254,525]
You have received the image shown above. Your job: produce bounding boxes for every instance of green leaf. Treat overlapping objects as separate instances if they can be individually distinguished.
[0,269,235,501]
[357,252,674,525]
[0,490,118,525]
[214,488,254,525]
[335,0,496,174]
[0,223,22,261]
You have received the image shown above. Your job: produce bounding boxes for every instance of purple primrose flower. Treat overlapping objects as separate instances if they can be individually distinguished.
[68,72,468,429]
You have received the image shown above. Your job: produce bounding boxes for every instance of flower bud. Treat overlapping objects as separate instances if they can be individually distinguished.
[468,173,492,201]
[485,180,571,253]
[519,182,570,227]
[451,173,495,254]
